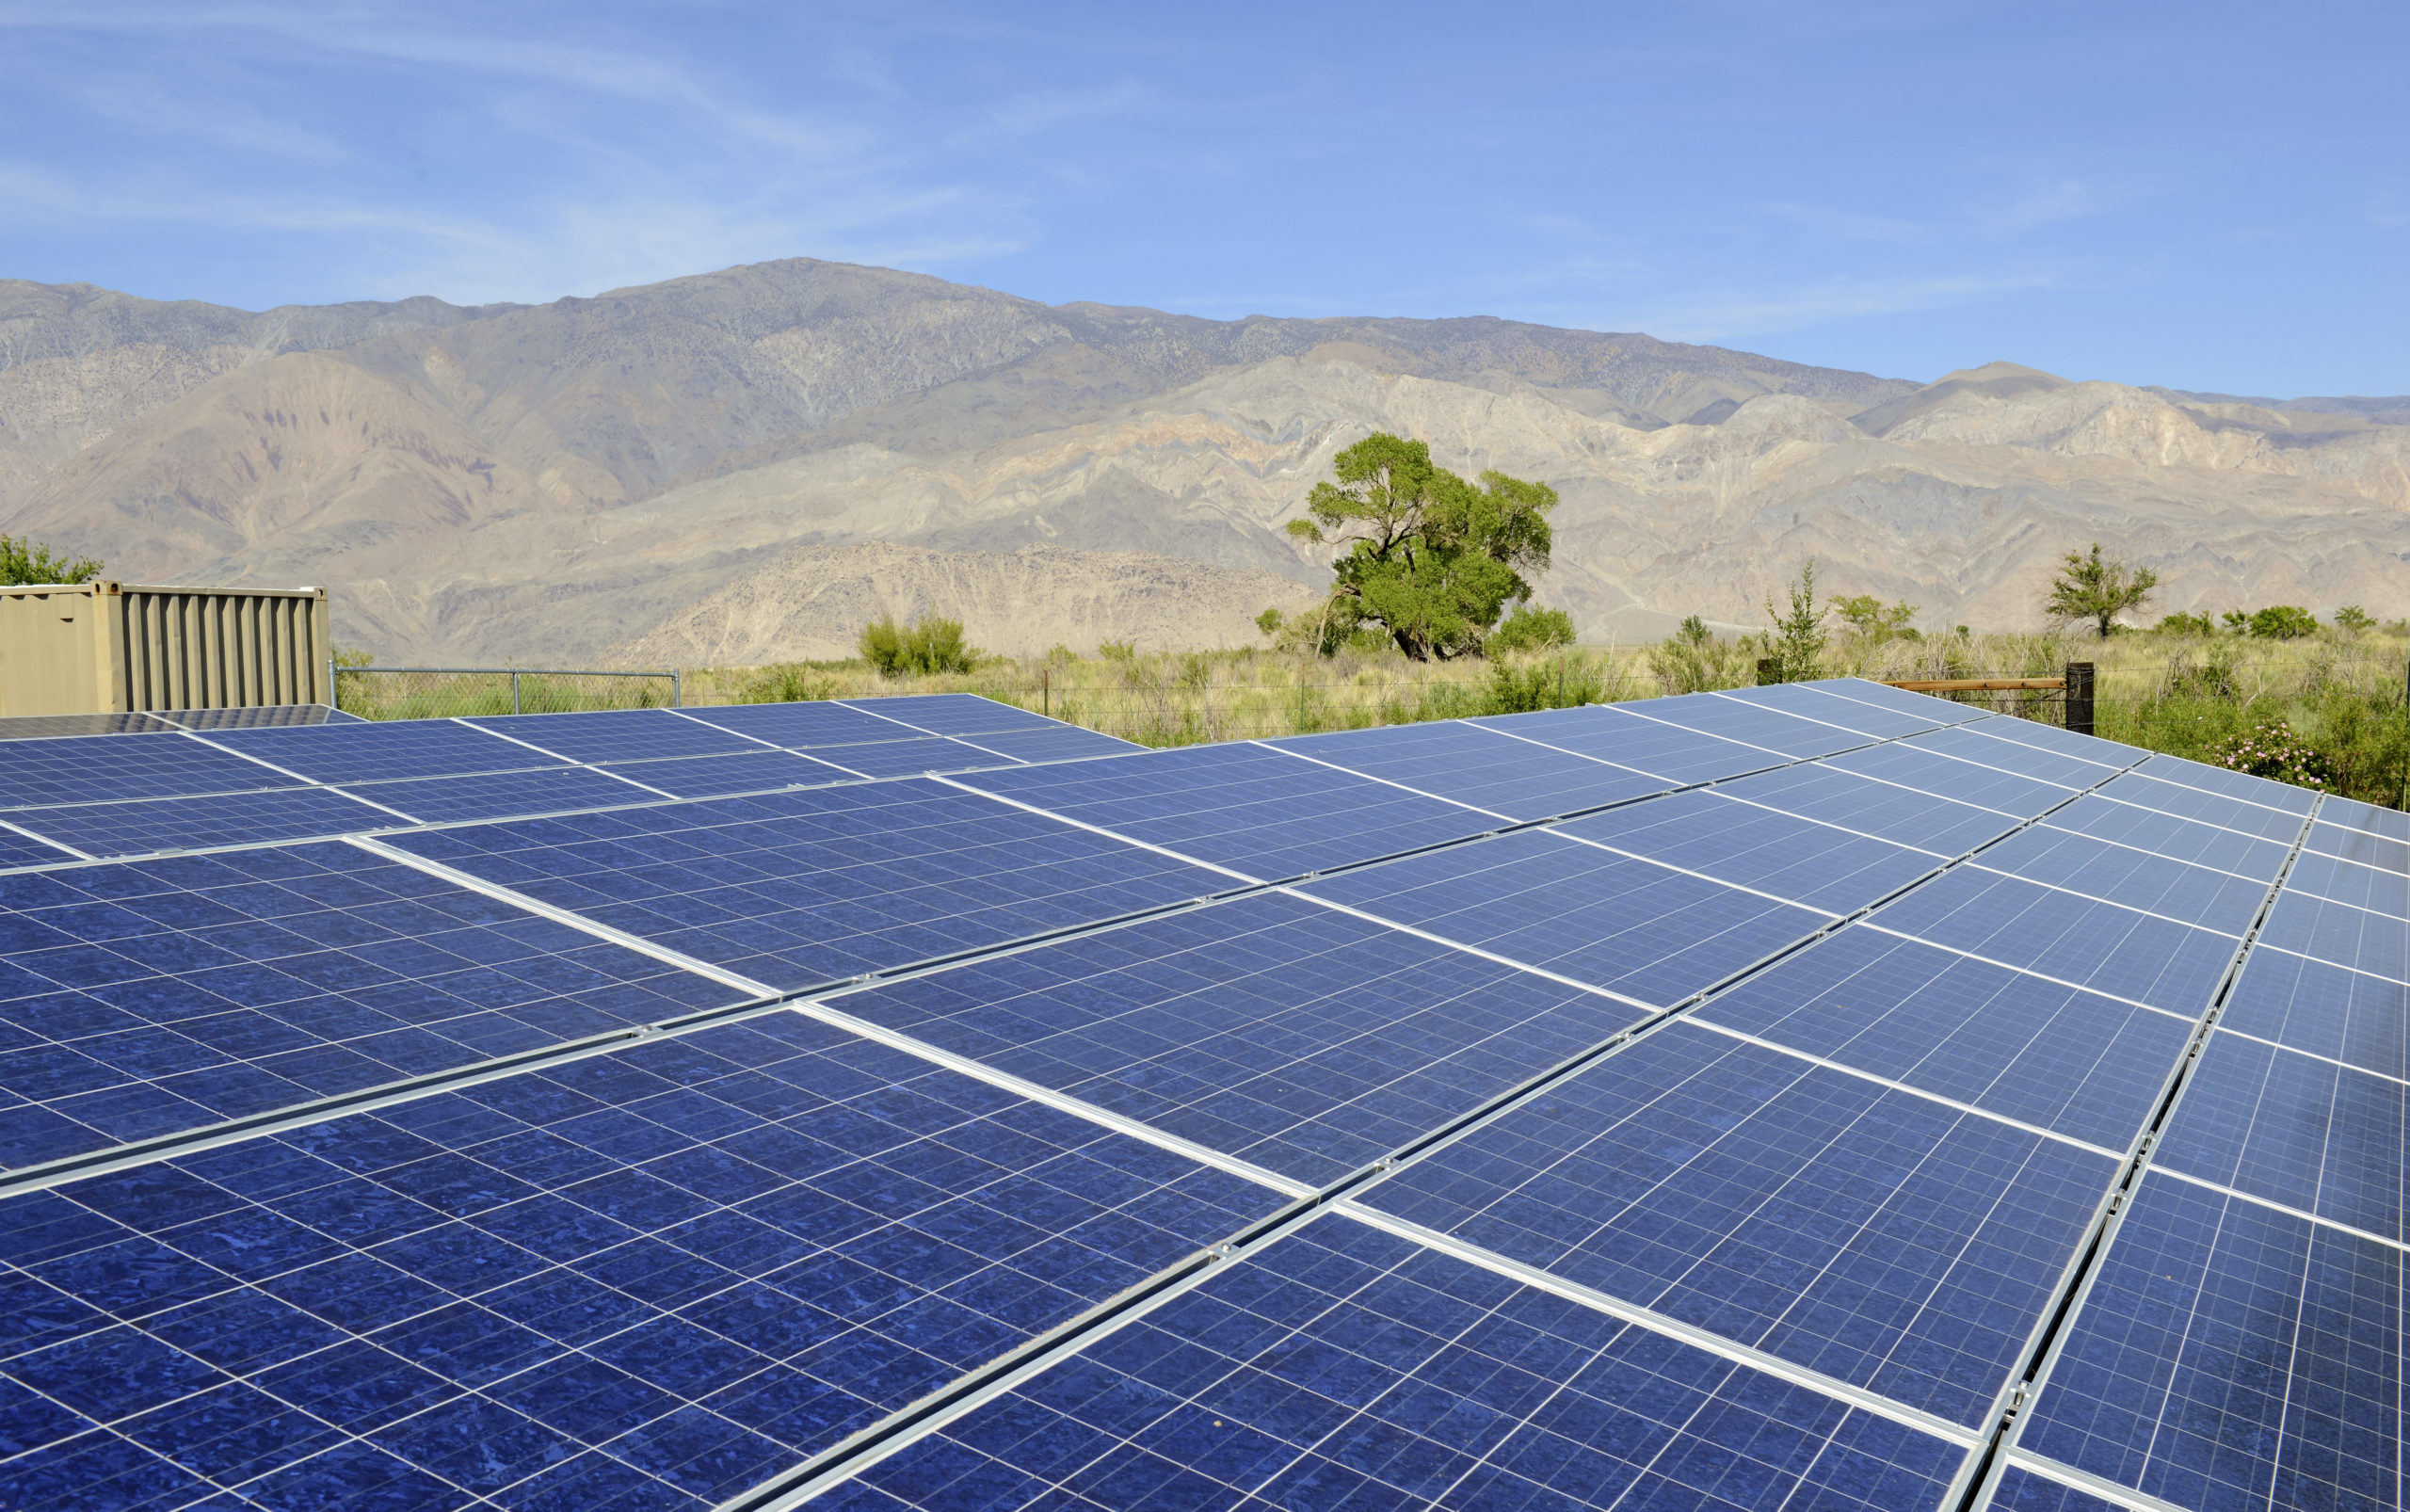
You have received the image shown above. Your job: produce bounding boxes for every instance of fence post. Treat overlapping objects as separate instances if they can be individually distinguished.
[1043,666,1051,718]
[512,671,522,716]
[1757,657,1776,686]
[328,658,339,713]
[2064,662,2096,736]
[671,670,682,708]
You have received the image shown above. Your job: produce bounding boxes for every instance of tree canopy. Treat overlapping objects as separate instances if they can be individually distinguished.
[0,535,102,587]
[2045,543,2156,638]
[1287,433,1559,659]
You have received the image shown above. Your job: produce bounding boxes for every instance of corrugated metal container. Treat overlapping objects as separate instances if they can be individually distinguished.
[0,581,332,716]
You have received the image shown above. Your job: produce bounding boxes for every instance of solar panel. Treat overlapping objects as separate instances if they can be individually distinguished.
[464,709,776,764]
[0,711,186,739]
[1358,1021,2117,1426]
[827,1214,1971,1512]
[201,721,569,784]
[4,787,404,860]
[954,743,1499,883]
[597,750,857,799]
[0,732,296,810]
[0,678,2383,1512]
[0,1011,1292,1507]
[827,890,1645,1185]
[0,843,741,1170]
[151,703,364,730]
[1268,720,1674,821]
[1299,828,1831,1005]
[384,780,1234,991]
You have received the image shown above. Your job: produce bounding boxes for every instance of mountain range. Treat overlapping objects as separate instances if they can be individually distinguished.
[3,258,2404,665]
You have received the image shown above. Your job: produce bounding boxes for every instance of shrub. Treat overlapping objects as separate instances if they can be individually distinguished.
[2154,611,2219,636]
[2246,605,2319,640]
[1484,653,1604,715]
[1650,621,1751,695]
[2331,605,2374,635]
[743,663,839,702]
[1487,604,1576,652]
[1753,560,1827,683]
[2208,717,2332,790]
[1255,607,1285,638]
[860,615,978,676]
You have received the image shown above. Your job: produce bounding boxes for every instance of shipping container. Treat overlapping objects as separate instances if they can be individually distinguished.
[0,581,331,716]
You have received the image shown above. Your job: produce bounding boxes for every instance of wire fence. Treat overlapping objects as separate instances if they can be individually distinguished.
[332,667,681,720]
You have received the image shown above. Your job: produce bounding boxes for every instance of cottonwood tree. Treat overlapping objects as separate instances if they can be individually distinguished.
[1287,433,1558,659]
[2046,543,2157,638]
[0,535,101,587]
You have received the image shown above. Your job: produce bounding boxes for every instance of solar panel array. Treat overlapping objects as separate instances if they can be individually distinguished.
[0,681,2392,1512]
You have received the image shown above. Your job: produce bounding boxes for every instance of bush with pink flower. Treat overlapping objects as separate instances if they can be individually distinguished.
[2206,718,2334,789]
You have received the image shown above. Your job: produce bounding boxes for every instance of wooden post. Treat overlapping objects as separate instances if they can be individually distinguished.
[2064,662,2096,736]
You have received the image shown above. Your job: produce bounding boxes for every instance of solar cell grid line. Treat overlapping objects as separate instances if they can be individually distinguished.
[2254,886,2410,983]
[1958,713,2148,771]
[1549,786,1945,914]
[462,708,780,764]
[796,1212,1974,1512]
[1991,1171,2402,1512]
[2091,772,2309,844]
[1824,740,2084,819]
[0,821,86,868]
[378,779,1240,992]
[0,730,302,812]
[1708,679,1958,739]
[671,701,943,751]
[1711,762,2024,857]
[835,692,1070,739]
[2038,794,2294,881]
[0,1011,1296,1512]
[931,726,1145,766]
[1986,1458,2181,1512]
[0,840,749,1174]
[1796,677,1993,728]
[1616,688,1870,759]
[3,786,409,862]
[194,718,574,786]
[798,736,1028,780]
[1468,703,1794,784]
[1905,723,2127,792]
[815,888,1653,1188]
[1965,827,2274,938]
[2129,751,2322,813]
[2306,814,2410,874]
[2217,943,2408,1083]
[595,750,860,800]
[1930,788,2329,1512]
[332,765,679,828]
[1265,719,1676,823]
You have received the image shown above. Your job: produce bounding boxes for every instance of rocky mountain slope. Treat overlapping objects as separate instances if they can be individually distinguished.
[2,261,2402,663]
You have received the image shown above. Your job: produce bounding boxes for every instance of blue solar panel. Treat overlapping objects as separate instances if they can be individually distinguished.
[338,767,665,826]
[0,843,741,1170]
[2038,795,2292,879]
[1270,719,1672,820]
[1623,690,1868,758]
[819,1214,1968,1512]
[2305,815,2410,875]
[152,704,362,730]
[0,1012,1291,1508]
[0,710,184,737]
[1362,1022,2116,1424]
[1972,826,2271,936]
[2155,1032,2403,1240]
[1968,714,2147,770]
[1825,741,2083,817]
[464,709,775,764]
[2093,773,2306,844]
[5,787,403,860]
[0,825,82,868]
[831,890,1644,1184]
[1906,724,2124,791]
[678,700,929,750]
[598,750,856,799]
[1696,925,2193,1150]
[940,726,1145,765]
[1470,704,1789,784]
[1727,679,1955,738]
[2257,889,2408,981]
[2015,1173,2400,1512]
[1870,866,2239,1014]
[1711,763,2021,855]
[1302,828,1831,1005]
[1798,677,1991,726]
[203,721,568,784]
[2220,946,2406,1082]
[1986,1464,2134,1511]
[0,732,295,810]
[388,780,1233,991]
[2129,752,2319,812]
[804,737,1022,780]
[2320,793,2410,842]
[955,743,1497,883]
[1552,788,1939,913]
[841,693,1066,738]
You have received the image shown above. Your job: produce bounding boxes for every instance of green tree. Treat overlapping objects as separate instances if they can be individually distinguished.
[1755,560,1828,683]
[1287,433,1559,660]
[2245,604,2319,639]
[2331,605,2374,635]
[859,615,978,676]
[1255,607,1285,638]
[2045,542,2158,638]
[1487,604,1575,651]
[0,535,102,586]
[1831,593,1920,643]
[2154,610,2219,635]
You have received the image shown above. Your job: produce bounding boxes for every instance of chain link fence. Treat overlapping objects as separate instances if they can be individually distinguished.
[332,667,681,720]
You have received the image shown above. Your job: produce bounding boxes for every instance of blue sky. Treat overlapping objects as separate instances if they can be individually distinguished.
[3,1,2402,395]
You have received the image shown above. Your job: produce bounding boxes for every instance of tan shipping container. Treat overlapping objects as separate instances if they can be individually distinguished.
[0,582,332,716]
